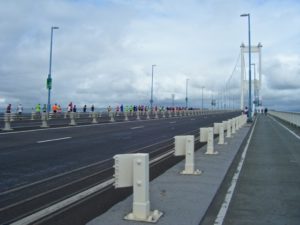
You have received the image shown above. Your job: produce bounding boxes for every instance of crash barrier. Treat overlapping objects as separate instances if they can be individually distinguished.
[269,110,300,127]
[1,110,240,131]
[111,114,247,223]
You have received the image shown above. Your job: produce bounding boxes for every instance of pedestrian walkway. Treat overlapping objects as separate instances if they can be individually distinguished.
[87,121,251,225]
[223,115,300,225]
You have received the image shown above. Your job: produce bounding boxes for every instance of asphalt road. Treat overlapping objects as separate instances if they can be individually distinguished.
[0,112,238,194]
[222,115,300,225]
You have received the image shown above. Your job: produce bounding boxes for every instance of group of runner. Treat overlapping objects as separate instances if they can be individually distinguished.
[4,103,191,115]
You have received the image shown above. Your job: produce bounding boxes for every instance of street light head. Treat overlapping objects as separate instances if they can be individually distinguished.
[152,64,156,67]
[240,13,249,17]
[52,26,59,29]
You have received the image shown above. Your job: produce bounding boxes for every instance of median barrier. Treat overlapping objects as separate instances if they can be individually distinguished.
[174,135,201,175]
[113,153,163,223]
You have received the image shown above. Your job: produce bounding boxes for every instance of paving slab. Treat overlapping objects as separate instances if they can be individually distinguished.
[87,124,251,225]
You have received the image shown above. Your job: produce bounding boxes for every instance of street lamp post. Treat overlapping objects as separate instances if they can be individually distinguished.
[47,26,59,113]
[172,94,175,107]
[240,13,252,122]
[150,64,156,110]
[185,78,189,109]
[251,63,257,107]
[201,86,205,111]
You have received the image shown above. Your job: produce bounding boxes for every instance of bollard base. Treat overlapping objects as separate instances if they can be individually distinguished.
[205,151,219,155]
[124,210,163,223]
[2,128,13,131]
[180,169,202,175]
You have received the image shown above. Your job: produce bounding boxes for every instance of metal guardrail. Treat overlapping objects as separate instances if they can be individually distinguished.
[269,110,300,127]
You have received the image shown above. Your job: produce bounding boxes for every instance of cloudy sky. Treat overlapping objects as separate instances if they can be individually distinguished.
[0,0,299,111]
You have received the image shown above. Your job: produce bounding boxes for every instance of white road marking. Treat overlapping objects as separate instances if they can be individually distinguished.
[130,126,144,130]
[37,137,72,143]
[214,118,258,225]
[169,121,176,124]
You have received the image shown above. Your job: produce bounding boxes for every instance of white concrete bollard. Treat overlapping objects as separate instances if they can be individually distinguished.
[114,153,163,223]
[146,111,150,120]
[226,119,232,138]
[69,112,77,126]
[109,112,115,122]
[200,127,218,155]
[92,112,98,124]
[162,110,166,118]
[40,112,49,128]
[232,118,236,134]
[155,111,159,119]
[136,111,141,120]
[31,111,36,120]
[168,110,172,118]
[124,111,129,121]
[174,135,201,175]
[218,123,225,145]
[2,113,13,131]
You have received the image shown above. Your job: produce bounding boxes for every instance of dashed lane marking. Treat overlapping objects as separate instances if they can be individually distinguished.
[37,137,72,143]
[130,126,144,130]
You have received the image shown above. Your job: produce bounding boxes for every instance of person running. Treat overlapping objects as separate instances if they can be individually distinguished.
[6,104,12,113]
[73,105,77,112]
[16,104,23,120]
[42,104,47,113]
[36,103,41,114]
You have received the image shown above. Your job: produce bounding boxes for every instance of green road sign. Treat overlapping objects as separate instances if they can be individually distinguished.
[47,77,52,90]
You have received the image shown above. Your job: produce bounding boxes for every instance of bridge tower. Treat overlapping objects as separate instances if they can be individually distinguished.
[240,42,263,111]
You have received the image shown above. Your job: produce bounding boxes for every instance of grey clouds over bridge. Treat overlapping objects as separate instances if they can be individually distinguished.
[0,0,299,111]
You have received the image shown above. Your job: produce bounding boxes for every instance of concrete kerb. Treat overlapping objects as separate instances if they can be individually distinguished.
[87,123,250,225]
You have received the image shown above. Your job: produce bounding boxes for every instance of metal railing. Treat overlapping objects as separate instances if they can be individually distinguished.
[269,110,300,127]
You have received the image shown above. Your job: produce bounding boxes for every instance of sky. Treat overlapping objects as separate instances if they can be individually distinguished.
[0,0,300,112]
